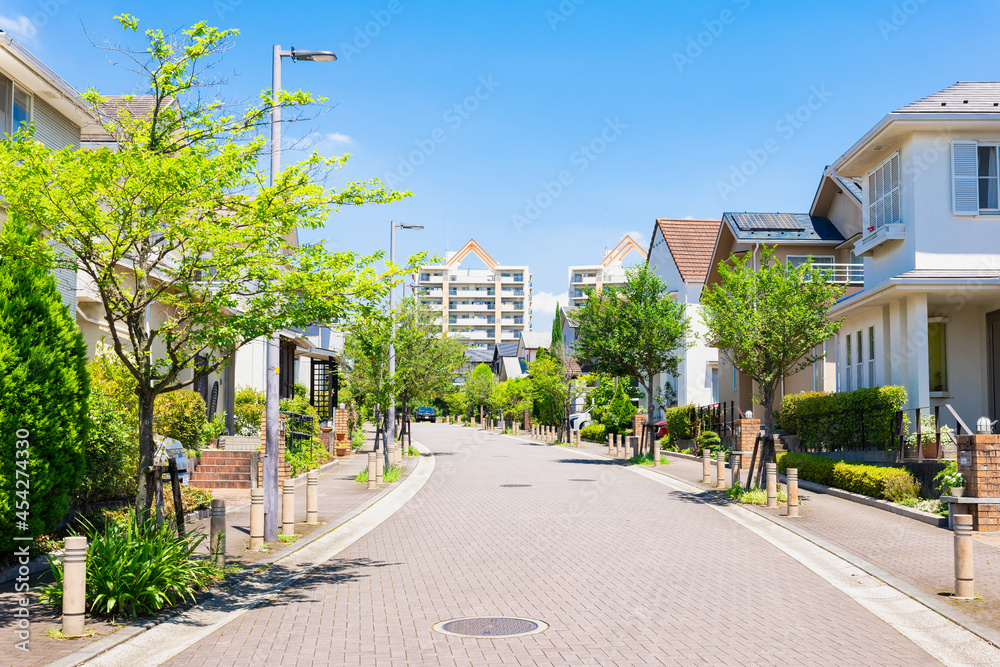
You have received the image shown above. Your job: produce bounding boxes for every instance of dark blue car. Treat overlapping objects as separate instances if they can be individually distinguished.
[415,406,436,422]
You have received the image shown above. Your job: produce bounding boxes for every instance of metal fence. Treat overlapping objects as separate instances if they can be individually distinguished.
[281,411,315,458]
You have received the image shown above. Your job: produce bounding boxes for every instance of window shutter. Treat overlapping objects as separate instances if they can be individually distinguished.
[952,140,979,215]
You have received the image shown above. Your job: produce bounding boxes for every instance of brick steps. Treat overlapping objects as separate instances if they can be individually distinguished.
[190,449,255,490]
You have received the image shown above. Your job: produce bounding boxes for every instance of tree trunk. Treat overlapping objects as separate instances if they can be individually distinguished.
[645,380,655,459]
[135,393,156,525]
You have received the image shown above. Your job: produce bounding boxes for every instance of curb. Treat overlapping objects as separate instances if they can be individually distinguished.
[572,445,1000,652]
[46,446,426,667]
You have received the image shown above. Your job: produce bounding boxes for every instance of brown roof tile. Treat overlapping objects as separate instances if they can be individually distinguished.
[654,218,722,283]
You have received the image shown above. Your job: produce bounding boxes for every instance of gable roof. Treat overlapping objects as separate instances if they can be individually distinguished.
[519,331,549,350]
[895,82,1000,114]
[721,212,845,243]
[601,234,647,267]
[445,239,498,271]
[653,218,722,283]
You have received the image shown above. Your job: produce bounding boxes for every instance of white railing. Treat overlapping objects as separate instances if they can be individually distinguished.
[809,263,863,284]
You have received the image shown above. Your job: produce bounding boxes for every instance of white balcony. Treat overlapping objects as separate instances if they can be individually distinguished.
[810,263,864,284]
[449,302,495,312]
[855,223,905,257]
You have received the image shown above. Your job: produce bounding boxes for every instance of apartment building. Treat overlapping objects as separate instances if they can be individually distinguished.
[416,239,531,353]
[567,234,647,307]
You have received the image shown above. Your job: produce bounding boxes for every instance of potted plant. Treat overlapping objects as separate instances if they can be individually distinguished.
[934,461,965,498]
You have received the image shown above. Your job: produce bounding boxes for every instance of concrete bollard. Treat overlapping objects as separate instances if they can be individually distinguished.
[615,434,621,458]
[608,434,613,455]
[306,470,319,524]
[702,448,712,484]
[62,536,87,638]
[731,452,742,490]
[716,451,726,488]
[375,449,384,485]
[954,514,975,599]
[786,468,799,517]
[210,498,226,567]
[282,479,295,536]
[250,488,264,549]
[766,462,777,509]
[367,452,377,490]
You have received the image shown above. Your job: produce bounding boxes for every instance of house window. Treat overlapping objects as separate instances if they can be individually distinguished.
[845,334,853,391]
[0,74,31,136]
[855,330,864,389]
[929,322,948,392]
[711,366,719,403]
[979,146,1000,210]
[867,152,900,233]
[786,255,835,267]
[732,364,737,392]
[868,326,876,388]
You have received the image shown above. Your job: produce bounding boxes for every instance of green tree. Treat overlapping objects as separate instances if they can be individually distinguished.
[492,376,533,426]
[0,216,89,552]
[574,264,691,454]
[551,303,562,349]
[700,246,844,437]
[601,383,638,434]
[528,352,567,426]
[0,17,420,521]
[464,363,498,420]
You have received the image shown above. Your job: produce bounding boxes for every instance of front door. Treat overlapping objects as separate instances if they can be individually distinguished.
[987,310,1000,422]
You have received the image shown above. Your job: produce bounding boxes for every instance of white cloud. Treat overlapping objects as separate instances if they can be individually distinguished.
[531,291,568,335]
[622,230,647,247]
[325,132,354,144]
[0,14,36,39]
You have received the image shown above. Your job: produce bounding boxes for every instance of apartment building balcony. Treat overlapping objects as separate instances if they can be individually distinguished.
[449,302,495,312]
[449,288,495,297]
[571,275,598,286]
[500,289,525,297]
[454,329,494,340]
[450,316,494,325]
[500,329,522,340]
[500,275,525,283]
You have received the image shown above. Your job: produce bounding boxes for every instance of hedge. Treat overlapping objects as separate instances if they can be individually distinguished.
[779,391,829,435]
[791,385,907,451]
[778,452,920,502]
[580,423,607,442]
[664,404,696,443]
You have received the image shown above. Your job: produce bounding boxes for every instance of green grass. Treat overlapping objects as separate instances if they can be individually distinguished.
[726,484,787,505]
[355,464,403,484]
[628,454,670,466]
[407,446,420,456]
[278,533,299,543]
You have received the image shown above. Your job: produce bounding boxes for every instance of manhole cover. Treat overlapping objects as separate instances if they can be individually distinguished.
[432,617,548,638]
[500,484,531,488]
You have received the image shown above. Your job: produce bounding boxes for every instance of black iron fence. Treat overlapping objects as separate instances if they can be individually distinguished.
[281,411,315,458]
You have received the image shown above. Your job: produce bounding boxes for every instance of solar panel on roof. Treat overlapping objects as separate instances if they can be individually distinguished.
[730,212,806,232]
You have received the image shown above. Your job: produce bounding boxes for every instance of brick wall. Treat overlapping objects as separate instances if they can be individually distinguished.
[957,434,1000,531]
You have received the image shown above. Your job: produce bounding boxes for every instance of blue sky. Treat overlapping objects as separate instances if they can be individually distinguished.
[2,0,998,333]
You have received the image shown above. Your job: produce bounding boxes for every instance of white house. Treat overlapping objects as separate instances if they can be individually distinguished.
[828,81,1000,427]
[646,218,722,412]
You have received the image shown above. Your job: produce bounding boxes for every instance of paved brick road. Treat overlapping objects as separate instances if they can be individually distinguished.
[166,425,939,666]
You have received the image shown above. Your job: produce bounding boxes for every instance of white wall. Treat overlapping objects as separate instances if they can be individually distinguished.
[235,337,266,393]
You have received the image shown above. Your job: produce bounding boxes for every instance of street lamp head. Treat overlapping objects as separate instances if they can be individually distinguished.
[290,48,337,63]
[402,224,424,230]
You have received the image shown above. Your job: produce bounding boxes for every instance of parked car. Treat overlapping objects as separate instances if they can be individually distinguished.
[654,419,668,438]
[569,412,591,431]
[415,406,437,423]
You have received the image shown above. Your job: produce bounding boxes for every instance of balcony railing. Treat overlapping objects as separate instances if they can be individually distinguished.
[808,263,863,284]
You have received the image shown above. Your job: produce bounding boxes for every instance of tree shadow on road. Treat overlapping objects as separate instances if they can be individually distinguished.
[554,458,627,466]
[250,557,396,611]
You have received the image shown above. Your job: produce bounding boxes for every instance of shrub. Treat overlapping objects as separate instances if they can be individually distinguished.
[0,216,90,555]
[664,405,696,444]
[154,390,208,450]
[779,391,829,435]
[698,430,721,446]
[778,452,920,502]
[601,384,637,434]
[794,386,907,450]
[581,423,608,442]
[40,516,221,618]
[80,349,140,504]
[234,386,265,436]
[180,486,213,514]
[350,429,365,450]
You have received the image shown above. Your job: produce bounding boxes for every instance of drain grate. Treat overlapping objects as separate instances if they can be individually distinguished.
[500,484,531,488]
[433,617,548,638]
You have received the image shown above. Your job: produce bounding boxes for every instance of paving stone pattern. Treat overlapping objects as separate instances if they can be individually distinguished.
[581,441,1000,636]
[167,425,938,666]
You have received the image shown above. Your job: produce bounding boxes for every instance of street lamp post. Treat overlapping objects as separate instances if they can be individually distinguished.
[265,44,337,542]
[387,221,423,467]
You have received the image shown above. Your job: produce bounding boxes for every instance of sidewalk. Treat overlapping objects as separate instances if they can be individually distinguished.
[0,438,412,667]
[572,438,1000,637]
